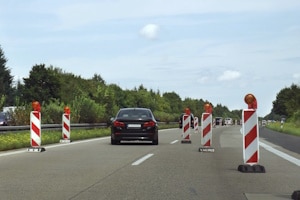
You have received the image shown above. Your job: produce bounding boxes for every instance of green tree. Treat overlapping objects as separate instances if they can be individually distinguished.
[162,92,182,114]
[0,46,14,106]
[23,64,61,104]
[272,83,300,118]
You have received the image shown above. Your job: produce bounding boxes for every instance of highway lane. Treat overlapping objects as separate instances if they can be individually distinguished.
[260,126,300,154]
[0,126,299,200]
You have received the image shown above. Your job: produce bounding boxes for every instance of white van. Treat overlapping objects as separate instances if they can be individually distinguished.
[224,118,233,125]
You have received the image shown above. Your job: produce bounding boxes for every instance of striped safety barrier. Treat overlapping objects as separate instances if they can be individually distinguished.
[60,113,71,143]
[199,112,214,152]
[201,113,212,146]
[28,101,45,152]
[181,114,191,143]
[60,106,71,143]
[30,111,41,147]
[242,109,259,165]
[238,94,265,173]
[194,117,199,133]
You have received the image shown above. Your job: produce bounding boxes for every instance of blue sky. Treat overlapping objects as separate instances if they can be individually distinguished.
[1,0,300,117]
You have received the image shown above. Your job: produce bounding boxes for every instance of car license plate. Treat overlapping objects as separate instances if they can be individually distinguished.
[127,124,141,128]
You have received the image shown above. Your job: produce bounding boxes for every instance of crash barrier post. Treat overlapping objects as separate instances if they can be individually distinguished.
[60,106,71,143]
[194,117,199,133]
[199,113,214,152]
[199,103,214,152]
[28,101,45,152]
[238,94,265,173]
[181,108,191,143]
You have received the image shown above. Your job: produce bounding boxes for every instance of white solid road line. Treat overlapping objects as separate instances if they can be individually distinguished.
[170,140,179,144]
[132,153,154,166]
[0,137,110,157]
[260,141,300,167]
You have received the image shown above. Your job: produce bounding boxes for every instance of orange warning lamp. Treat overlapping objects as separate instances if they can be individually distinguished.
[204,102,212,113]
[244,93,257,109]
[32,101,41,112]
[64,106,71,114]
[185,108,191,115]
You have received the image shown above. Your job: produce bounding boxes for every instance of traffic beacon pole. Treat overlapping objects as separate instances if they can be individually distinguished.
[181,107,192,143]
[60,106,71,143]
[238,94,265,173]
[199,102,214,152]
[28,101,46,152]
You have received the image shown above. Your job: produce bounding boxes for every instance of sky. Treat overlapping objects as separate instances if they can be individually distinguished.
[1,0,300,117]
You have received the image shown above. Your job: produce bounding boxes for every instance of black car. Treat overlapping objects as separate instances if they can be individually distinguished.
[0,112,9,126]
[110,108,159,145]
[179,113,194,129]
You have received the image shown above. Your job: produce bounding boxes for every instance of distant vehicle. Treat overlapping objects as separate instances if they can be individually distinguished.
[179,113,194,129]
[0,112,9,126]
[110,108,159,145]
[224,118,233,125]
[262,120,267,126]
[215,117,223,126]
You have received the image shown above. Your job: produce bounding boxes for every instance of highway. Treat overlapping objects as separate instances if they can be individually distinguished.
[0,126,299,200]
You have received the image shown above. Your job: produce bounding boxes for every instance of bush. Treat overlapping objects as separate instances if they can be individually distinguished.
[290,110,300,127]
[71,96,106,123]
[9,105,31,125]
[42,99,65,124]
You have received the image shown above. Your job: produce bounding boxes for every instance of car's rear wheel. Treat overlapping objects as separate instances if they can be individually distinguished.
[111,138,120,145]
[152,134,159,145]
[152,139,158,145]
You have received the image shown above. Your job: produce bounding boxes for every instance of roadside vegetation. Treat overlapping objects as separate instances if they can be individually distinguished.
[267,121,300,137]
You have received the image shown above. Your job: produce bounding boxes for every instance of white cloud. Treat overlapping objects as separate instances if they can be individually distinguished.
[218,70,241,81]
[140,24,160,40]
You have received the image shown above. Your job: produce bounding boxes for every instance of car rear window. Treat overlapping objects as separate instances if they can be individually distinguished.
[118,109,151,118]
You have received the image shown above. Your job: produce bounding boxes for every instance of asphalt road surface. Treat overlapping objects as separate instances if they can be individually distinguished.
[0,126,299,200]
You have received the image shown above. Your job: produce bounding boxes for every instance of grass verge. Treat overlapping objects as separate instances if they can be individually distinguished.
[267,121,300,137]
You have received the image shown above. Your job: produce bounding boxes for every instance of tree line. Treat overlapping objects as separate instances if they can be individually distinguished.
[0,45,299,125]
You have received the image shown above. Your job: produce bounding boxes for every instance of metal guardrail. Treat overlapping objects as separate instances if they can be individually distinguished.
[0,122,178,134]
[0,123,108,133]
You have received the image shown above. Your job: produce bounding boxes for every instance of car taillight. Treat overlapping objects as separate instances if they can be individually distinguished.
[113,121,125,127]
[143,121,156,127]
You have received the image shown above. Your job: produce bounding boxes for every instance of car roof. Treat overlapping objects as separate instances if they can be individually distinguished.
[119,107,150,111]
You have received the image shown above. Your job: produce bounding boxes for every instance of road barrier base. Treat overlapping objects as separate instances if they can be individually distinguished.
[60,139,71,143]
[199,147,215,152]
[27,147,46,152]
[181,139,191,144]
[238,164,265,173]
[292,190,300,200]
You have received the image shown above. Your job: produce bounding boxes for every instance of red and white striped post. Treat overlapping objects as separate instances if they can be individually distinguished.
[201,113,212,146]
[194,117,199,133]
[60,106,71,143]
[199,103,214,152]
[181,108,191,143]
[242,109,259,164]
[238,94,265,173]
[28,101,45,152]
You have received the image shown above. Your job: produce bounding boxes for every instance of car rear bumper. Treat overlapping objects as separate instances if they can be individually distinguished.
[112,132,157,141]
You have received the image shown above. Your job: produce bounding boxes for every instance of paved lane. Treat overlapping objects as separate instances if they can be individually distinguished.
[0,127,299,200]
